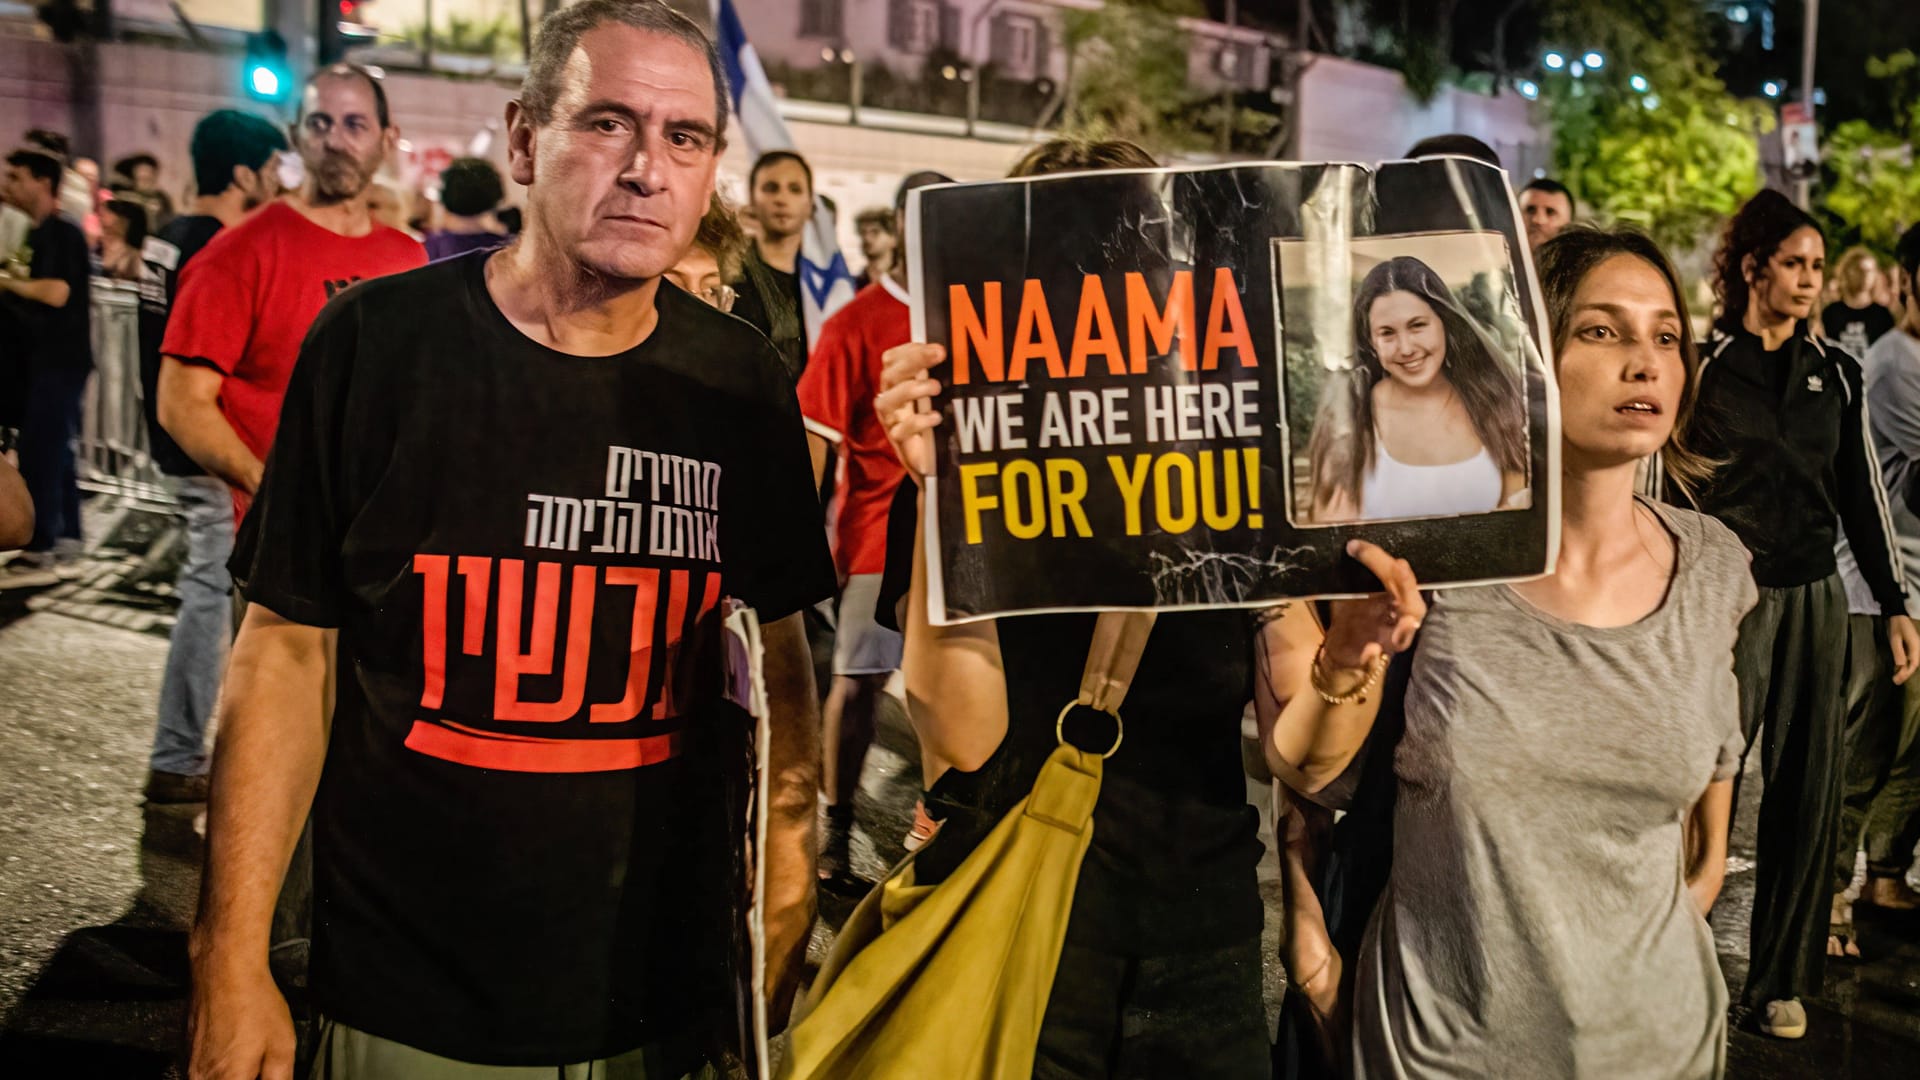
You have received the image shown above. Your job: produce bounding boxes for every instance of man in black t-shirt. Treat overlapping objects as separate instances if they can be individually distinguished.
[187,4,834,1077]
[732,149,814,382]
[0,147,91,587]
[1823,247,1898,359]
[137,109,286,804]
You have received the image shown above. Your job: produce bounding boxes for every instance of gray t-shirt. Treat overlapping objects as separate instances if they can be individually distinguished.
[1352,499,1756,1080]
[1837,327,1920,616]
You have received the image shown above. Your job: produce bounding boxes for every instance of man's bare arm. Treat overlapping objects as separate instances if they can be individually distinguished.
[158,357,265,495]
[0,275,70,308]
[758,611,820,1029]
[0,454,32,549]
[187,605,334,1080]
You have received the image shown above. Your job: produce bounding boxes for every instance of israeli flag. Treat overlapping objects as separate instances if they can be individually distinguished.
[711,0,857,344]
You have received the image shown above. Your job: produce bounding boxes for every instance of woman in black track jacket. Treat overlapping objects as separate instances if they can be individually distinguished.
[1682,189,1920,1041]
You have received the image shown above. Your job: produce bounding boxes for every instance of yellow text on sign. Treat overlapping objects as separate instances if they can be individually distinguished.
[958,459,1094,543]
[1106,449,1263,535]
[955,448,1263,543]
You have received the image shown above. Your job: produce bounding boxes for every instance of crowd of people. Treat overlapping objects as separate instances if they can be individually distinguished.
[2,0,1918,1077]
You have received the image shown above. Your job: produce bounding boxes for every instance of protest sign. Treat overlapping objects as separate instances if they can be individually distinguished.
[908,157,1558,623]
[716,601,772,1077]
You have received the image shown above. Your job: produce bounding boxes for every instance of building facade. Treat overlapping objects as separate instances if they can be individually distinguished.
[737,0,1283,124]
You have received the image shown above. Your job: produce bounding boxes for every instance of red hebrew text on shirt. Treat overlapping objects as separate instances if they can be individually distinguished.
[402,447,725,773]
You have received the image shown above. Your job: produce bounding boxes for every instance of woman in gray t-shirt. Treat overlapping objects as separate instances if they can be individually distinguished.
[1259,227,1756,1078]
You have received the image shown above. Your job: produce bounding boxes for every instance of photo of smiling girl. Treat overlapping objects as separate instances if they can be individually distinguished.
[1302,252,1531,524]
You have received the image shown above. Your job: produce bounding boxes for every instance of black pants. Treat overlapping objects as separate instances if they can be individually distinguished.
[1034,935,1270,1080]
[18,360,87,552]
[1833,613,1920,890]
[1727,575,1847,1007]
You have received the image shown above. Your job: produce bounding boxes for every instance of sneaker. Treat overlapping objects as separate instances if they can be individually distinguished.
[0,554,60,590]
[1758,998,1807,1039]
[144,769,210,804]
[903,798,940,852]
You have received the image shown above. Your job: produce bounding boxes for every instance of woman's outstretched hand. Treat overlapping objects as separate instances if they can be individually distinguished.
[1322,540,1426,670]
[875,342,947,484]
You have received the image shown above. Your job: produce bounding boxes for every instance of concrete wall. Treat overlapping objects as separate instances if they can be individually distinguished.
[1295,54,1549,179]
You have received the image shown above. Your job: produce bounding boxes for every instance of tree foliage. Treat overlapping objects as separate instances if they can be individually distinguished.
[1543,0,1767,252]
[1058,0,1283,156]
[1819,51,1920,257]
[1059,0,1205,153]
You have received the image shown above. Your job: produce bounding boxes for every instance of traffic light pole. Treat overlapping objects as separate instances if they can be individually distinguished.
[271,0,313,89]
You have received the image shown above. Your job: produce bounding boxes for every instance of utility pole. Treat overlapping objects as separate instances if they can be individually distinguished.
[1795,0,1819,209]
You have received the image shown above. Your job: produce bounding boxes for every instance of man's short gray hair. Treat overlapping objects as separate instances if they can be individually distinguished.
[520,0,730,145]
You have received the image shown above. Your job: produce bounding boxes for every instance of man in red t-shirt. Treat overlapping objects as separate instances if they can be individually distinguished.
[159,63,425,521]
[798,170,950,881]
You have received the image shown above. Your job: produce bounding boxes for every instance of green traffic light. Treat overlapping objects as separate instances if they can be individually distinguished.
[248,65,281,99]
[243,29,290,103]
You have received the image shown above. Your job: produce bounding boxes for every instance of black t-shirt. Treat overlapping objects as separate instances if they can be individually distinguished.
[731,256,809,382]
[229,252,835,1064]
[1821,301,1896,359]
[883,489,1265,956]
[21,214,92,371]
[915,610,1266,956]
[138,214,223,476]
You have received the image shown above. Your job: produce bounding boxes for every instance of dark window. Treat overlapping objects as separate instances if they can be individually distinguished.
[800,0,844,39]
[888,0,945,53]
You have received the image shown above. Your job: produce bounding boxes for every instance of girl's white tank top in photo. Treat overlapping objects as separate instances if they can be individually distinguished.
[1360,441,1503,520]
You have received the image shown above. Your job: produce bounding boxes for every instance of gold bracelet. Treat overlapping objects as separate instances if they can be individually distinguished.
[1310,645,1388,706]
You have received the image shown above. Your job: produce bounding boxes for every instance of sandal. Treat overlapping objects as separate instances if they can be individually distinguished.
[1827,895,1862,960]
[1861,873,1920,911]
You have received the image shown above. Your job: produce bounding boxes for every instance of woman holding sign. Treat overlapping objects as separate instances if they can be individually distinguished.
[1306,255,1529,523]
[873,138,1276,1079]
[1257,227,1753,1078]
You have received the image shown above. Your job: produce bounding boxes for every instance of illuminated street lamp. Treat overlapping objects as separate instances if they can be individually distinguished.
[1583,51,1605,70]
[1630,74,1649,93]
[1518,79,1540,100]
[821,46,863,125]
[1762,80,1782,98]
[1543,50,1566,70]
[942,62,980,136]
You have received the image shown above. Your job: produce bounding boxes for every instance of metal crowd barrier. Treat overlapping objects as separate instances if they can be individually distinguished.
[80,279,176,508]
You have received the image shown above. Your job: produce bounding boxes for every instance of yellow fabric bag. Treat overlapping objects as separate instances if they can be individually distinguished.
[779,611,1155,1080]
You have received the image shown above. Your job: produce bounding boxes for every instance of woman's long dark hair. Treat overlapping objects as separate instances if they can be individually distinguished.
[1537,226,1719,501]
[1711,187,1821,333]
[1307,256,1527,515]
